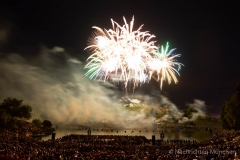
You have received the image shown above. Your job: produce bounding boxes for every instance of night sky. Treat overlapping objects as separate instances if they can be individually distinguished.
[1,1,240,116]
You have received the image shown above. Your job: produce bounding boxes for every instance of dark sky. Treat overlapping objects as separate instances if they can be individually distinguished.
[0,1,240,116]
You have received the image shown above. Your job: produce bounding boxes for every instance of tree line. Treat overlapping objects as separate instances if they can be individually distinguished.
[0,97,52,129]
[221,81,240,130]
[1,80,240,131]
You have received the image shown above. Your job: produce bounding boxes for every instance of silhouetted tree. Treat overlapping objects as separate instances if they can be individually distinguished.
[220,99,232,130]
[221,81,240,130]
[32,119,42,126]
[0,97,32,120]
[7,118,17,129]
[0,108,11,127]
[42,120,52,128]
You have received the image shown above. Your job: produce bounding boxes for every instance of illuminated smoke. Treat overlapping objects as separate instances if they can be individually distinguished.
[0,46,204,128]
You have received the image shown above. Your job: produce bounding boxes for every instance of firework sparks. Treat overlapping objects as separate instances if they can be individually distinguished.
[85,16,183,90]
[148,42,183,89]
[85,16,157,87]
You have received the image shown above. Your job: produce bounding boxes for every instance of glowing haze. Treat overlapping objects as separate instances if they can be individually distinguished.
[85,16,183,90]
[0,46,202,127]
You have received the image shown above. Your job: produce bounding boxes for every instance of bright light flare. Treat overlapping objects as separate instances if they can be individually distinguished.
[84,16,183,90]
[149,42,183,89]
[96,36,109,49]
[85,16,157,87]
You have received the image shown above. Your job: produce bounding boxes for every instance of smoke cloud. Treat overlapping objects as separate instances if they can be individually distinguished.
[185,99,206,121]
[0,46,206,128]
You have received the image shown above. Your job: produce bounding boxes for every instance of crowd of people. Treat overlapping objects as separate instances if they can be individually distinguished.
[0,127,240,160]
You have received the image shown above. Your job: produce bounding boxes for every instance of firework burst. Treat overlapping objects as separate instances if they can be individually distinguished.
[85,16,183,90]
[85,16,157,87]
[148,42,183,89]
